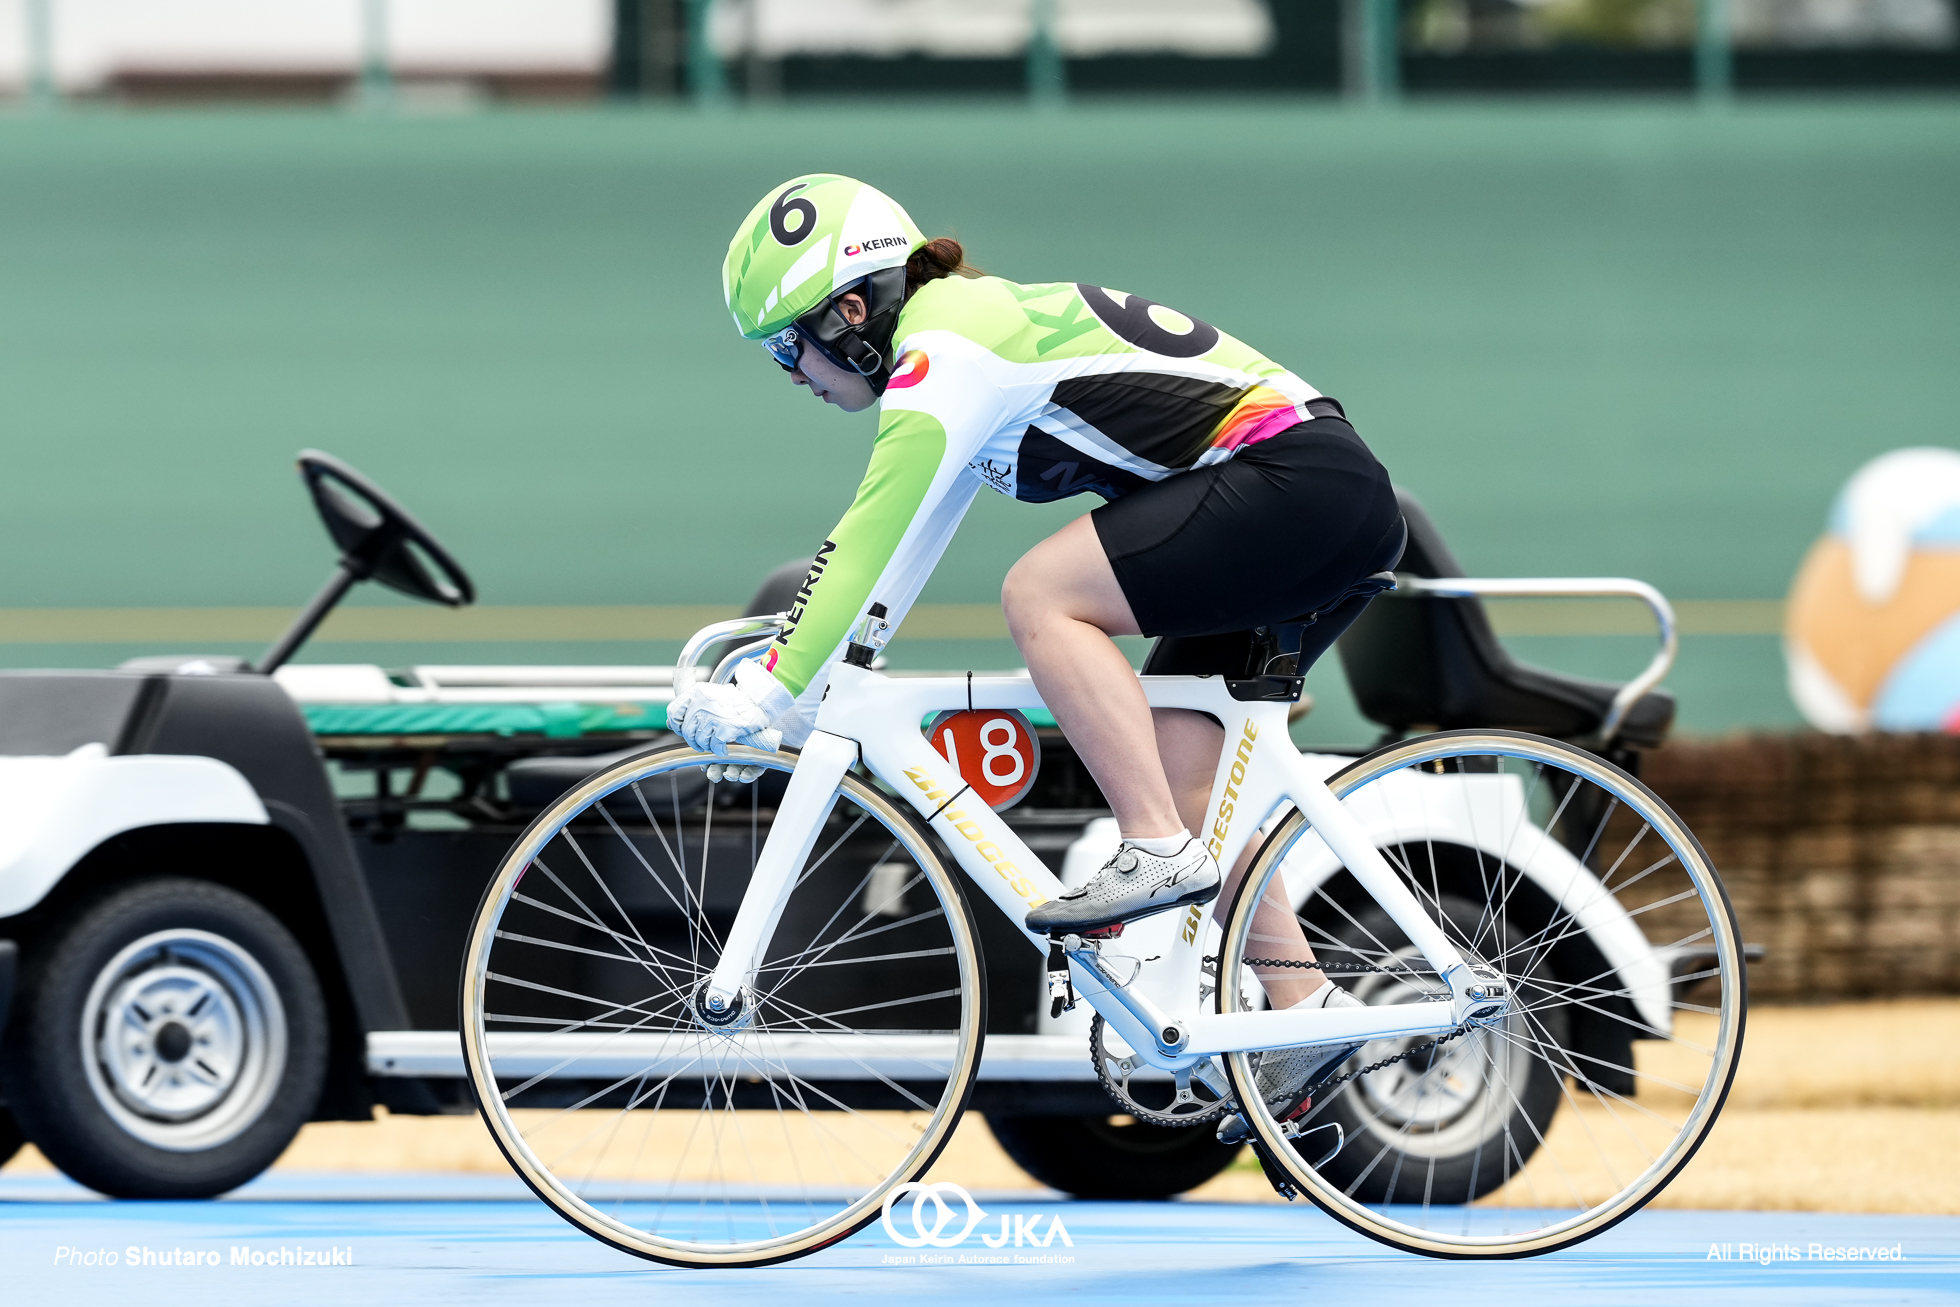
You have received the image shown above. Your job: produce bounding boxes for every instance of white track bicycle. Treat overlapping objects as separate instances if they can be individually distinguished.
[460,600,1745,1268]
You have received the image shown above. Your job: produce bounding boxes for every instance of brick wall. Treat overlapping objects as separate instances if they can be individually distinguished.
[1642,734,1960,1001]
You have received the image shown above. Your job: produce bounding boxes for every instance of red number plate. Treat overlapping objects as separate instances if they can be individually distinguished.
[924,709,1041,812]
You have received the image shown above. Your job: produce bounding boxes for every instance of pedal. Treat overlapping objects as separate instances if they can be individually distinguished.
[1045,938,1076,1019]
[1281,1120,1346,1169]
[1079,923,1125,940]
[1243,1132,1299,1202]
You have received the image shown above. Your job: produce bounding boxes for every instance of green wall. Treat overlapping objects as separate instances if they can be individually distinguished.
[1,101,1955,741]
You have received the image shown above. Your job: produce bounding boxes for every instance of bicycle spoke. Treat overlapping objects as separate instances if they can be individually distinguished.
[1220,733,1742,1256]
[462,748,982,1265]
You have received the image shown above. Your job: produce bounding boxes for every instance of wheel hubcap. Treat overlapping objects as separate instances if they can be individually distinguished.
[1357,1029,1495,1134]
[81,929,287,1151]
[1349,949,1527,1149]
[153,1021,193,1064]
[100,963,247,1121]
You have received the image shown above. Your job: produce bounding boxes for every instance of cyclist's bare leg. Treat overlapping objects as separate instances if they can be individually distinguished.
[1004,516,1326,1005]
[1157,708,1327,1009]
[1003,514,1182,839]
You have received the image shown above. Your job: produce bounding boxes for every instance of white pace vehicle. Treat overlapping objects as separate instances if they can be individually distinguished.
[0,453,1731,1239]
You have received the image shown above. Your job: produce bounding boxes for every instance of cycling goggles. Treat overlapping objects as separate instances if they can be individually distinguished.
[761,324,802,371]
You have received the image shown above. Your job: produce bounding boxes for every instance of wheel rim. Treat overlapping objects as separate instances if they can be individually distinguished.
[1219,730,1745,1256]
[81,929,286,1151]
[461,746,985,1267]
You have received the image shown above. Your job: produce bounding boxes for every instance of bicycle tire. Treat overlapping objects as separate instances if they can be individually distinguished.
[1216,729,1745,1258]
[460,743,986,1268]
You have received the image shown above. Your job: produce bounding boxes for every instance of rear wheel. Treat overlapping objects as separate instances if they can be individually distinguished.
[462,744,986,1268]
[983,1112,1240,1199]
[1306,896,1565,1205]
[1217,730,1745,1258]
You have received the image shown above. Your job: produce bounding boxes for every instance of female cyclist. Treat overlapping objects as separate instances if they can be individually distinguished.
[670,175,1406,1127]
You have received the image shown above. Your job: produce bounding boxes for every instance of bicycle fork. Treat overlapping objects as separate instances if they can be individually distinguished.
[696,731,858,1026]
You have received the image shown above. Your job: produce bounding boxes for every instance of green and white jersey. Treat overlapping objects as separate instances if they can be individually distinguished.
[763,274,1323,715]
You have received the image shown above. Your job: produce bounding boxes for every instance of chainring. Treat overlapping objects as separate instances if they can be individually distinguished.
[1089,1012,1233,1128]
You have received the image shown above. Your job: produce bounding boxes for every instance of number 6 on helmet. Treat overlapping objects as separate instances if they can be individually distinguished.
[925,709,1041,811]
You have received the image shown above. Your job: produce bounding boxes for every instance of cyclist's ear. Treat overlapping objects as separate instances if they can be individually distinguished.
[834,292,868,326]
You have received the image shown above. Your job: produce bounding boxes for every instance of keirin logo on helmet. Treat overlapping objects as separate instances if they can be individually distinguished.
[880,1181,1073,1250]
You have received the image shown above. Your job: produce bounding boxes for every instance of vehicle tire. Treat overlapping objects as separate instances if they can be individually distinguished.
[983,1112,1240,1199]
[0,878,329,1198]
[0,1107,24,1167]
[1216,729,1745,1259]
[462,743,987,1268]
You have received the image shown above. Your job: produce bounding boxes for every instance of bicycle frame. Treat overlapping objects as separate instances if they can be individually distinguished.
[699,661,1498,1075]
[693,658,1497,1081]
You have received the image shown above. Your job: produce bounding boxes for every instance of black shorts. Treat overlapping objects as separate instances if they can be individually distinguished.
[1091,411,1404,639]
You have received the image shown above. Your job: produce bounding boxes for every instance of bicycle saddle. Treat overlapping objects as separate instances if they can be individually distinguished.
[1140,565,1404,704]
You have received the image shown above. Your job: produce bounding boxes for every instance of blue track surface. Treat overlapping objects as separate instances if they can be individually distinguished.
[5,1173,1954,1304]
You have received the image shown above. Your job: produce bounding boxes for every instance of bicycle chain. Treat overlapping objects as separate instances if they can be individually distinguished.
[1280,1019,1477,1106]
[1239,956,1441,981]
[1230,954,1466,1102]
[1085,953,1478,1132]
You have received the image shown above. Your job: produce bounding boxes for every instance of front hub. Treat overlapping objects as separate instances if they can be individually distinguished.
[694,982,750,1031]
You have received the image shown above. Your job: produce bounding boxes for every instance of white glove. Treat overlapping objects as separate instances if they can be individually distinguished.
[706,760,764,784]
[667,661,792,783]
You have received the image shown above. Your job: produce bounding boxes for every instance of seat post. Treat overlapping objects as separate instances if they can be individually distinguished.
[1226,571,1399,704]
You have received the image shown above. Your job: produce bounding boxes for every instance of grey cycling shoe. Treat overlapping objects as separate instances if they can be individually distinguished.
[1217,984,1366,1146]
[1025,837,1220,936]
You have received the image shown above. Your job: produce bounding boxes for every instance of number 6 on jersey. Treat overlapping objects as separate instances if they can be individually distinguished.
[926,708,1041,811]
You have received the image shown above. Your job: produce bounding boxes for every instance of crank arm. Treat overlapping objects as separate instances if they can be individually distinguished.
[1192,1057,1231,1101]
[1066,942,1188,1064]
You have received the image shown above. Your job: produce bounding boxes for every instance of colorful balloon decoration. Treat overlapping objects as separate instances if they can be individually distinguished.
[1787,448,1960,732]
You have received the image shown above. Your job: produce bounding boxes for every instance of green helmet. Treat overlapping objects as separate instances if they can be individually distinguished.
[724,175,926,392]
[724,174,925,337]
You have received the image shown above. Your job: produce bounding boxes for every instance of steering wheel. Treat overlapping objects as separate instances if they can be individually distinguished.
[298,450,475,607]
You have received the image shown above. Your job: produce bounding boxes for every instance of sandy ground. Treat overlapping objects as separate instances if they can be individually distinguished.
[7,999,1956,1212]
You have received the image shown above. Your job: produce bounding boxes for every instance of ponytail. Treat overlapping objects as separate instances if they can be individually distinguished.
[905,237,981,299]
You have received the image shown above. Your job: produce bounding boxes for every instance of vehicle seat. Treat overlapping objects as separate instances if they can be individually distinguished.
[747,556,817,617]
[502,739,692,810]
[1334,490,1675,750]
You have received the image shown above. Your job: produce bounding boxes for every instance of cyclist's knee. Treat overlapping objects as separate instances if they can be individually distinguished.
[1003,527,1135,637]
[1003,547,1085,631]
[1000,554,1050,636]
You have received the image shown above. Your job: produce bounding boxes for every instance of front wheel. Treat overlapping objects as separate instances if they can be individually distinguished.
[1216,730,1745,1258]
[461,744,987,1268]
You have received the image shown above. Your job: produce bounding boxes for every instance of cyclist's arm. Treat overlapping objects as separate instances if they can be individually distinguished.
[766,345,1002,727]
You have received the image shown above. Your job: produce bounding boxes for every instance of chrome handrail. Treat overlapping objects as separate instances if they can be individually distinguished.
[673,613,787,697]
[1397,576,1678,746]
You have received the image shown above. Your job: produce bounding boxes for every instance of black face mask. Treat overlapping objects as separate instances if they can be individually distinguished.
[792,265,909,396]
